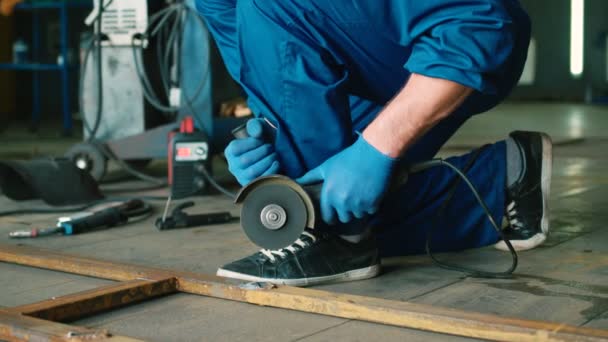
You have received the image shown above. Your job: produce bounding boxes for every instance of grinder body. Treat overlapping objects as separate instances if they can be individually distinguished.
[235,171,409,250]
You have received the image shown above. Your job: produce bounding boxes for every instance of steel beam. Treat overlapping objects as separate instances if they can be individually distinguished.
[0,310,142,342]
[1,243,607,342]
[9,278,177,323]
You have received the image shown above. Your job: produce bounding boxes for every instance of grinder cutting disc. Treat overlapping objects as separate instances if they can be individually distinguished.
[240,182,309,250]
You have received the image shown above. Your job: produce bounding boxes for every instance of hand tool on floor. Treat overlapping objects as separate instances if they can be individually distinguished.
[155,201,235,230]
[8,199,150,238]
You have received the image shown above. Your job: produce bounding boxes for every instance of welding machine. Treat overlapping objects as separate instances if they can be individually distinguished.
[168,116,211,198]
[66,0,246,184]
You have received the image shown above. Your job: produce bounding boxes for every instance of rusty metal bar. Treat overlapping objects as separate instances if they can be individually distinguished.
[8,278,177,323]
[0,310,142,342]
[0,244,174,282]
[1,243,608,342]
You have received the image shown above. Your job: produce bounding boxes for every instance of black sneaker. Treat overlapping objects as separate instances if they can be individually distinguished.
[216,230,380,287]
[495,131,553,251]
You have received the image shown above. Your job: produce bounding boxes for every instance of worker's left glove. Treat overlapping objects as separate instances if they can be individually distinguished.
[297,134,399,225]
[225,118,280,186]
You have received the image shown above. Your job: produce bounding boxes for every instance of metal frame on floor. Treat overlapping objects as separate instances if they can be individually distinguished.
[0,243,607,342]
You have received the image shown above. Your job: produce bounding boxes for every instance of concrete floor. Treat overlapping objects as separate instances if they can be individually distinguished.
[0,102,607,341]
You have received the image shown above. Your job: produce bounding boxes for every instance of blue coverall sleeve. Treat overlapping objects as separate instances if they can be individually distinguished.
[222,2,354,178]
[194,0,240,81]
[396,1,517,94]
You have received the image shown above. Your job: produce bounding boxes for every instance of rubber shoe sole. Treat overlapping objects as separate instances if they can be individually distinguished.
[495,133,552,251]
[216,264,381,287]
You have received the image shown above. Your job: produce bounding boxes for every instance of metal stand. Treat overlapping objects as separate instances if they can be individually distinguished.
[1,243,607,342]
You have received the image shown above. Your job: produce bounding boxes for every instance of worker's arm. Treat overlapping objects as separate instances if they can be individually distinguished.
[397,0,518,94]
[298,1,521,225]
[362,74,472,158]
[297,75,472,224]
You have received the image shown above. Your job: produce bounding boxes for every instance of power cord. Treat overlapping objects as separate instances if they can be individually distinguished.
[131,3,208,118]
[95,142,166,186]
[198,164,236,199]
[79,0,114,140]
[408,149,518,278]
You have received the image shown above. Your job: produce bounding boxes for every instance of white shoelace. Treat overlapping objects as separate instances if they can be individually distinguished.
[506,201,524,230]
[260,231,317,263]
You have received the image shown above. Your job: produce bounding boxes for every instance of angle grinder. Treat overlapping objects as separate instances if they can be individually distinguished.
[231,122,410,250]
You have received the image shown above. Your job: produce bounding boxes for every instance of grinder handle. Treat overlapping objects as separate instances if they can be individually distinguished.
[300,167,409,227]
[302,166,408,205]
[231,123,250,139]
[231,119,274,141]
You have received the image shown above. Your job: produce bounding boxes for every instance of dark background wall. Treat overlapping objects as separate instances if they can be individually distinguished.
[512,0,608,101]
[0,16,16,126]
[11,7,90,123]
[584,0,608,99]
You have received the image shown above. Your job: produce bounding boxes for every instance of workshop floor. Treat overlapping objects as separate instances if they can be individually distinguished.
[1,102,607,341]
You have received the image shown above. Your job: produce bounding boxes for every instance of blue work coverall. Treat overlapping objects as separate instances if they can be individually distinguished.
[196,0,531,256]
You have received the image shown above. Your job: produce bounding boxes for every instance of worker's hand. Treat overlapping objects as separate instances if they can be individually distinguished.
[297,134,398,225]
[225,118,280,186]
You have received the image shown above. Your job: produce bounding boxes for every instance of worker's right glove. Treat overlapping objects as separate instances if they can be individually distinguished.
[224,118,280,186]
[297,134,399,225]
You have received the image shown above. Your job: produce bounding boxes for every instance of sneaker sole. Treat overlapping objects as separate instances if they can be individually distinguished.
[495,133,553,252]
[216,264,381,287]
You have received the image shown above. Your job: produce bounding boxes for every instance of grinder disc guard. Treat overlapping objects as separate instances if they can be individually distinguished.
[239,181,310,250]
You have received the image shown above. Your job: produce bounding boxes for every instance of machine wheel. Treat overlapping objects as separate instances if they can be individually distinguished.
[65,142,108,181]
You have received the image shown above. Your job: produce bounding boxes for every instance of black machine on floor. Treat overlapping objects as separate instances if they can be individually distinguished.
[155,201,233,230]
[168,116,211,198]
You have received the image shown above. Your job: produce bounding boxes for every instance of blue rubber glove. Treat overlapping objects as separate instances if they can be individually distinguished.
[225,118,280,186]
[297,134,399,225]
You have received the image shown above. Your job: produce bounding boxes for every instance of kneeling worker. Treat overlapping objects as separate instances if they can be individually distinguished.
[196,0,552,286]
